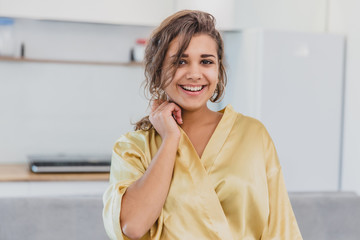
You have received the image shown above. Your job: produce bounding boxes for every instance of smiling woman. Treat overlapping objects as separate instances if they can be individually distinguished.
[163,34,219,112]
[102,10,303,240]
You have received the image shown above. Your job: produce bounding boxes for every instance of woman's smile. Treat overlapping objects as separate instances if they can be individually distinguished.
[178,84,207,95]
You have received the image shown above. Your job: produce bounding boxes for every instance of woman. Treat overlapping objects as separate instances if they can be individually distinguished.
[103,10,302,240]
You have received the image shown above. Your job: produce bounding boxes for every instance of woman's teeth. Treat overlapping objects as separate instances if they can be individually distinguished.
[181,85,204,92]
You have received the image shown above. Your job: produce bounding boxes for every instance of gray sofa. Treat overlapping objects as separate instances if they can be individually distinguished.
[290,192,360,240]
[0,192,359,240]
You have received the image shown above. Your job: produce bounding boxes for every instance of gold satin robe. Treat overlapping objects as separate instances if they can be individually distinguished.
[103,105,303,240]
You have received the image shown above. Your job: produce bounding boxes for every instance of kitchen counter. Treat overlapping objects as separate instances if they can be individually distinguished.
[0,164,109,181]
[0,164,110,197]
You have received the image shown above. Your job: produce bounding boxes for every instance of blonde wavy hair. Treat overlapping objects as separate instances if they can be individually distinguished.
[134,10,227,131]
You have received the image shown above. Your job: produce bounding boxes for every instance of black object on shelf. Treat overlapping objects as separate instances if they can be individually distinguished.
[20,43,25,58]
[28,154,111,173]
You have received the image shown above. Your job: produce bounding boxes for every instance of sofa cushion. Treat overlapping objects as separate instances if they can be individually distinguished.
[0,196,108,240]
[290,192,360,240]
[0,192,359,240]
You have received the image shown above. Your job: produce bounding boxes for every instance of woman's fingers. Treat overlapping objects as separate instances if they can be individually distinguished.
[150,100,183,127]
[149,100,182,139]
[160,102,182,125]
[151,100,180,118]
[171,104,183,125]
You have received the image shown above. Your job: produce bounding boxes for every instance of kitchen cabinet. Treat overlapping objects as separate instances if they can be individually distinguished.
[174,0,236,30]
[175,0,327,32]
[328,0,360,195]
[234,0,327,32]
[0,0,328,32]
[0,0,173,26]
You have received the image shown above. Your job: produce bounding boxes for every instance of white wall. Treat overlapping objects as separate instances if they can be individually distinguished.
[0,20,152,163]
[0,61,148,163]
[11,19,152,62]
[328,0,360,194]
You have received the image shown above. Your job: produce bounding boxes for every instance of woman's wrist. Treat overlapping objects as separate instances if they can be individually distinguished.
[162,133,180,144]
[161,131,181,148]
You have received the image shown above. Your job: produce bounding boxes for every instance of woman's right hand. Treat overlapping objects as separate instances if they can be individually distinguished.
[149,100,182,140]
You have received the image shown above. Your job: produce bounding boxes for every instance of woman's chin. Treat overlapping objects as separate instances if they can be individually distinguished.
[177,102,207,112]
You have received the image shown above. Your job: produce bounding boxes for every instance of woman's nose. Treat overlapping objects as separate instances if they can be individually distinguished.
[186,64,202,80]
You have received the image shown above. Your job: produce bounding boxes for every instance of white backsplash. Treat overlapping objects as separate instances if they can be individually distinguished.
[0,61,148,163]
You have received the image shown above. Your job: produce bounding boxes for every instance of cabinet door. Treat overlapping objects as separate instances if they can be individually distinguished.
[0,0,173,26]
[223,30,345,192]
[175,0,236,30]
[260,31,344,192]
[234,0,327,32]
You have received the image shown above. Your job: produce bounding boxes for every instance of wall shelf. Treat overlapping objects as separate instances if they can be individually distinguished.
[0,56,143,67]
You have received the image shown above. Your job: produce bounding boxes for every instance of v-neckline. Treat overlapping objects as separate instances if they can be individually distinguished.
[178,104,237,172]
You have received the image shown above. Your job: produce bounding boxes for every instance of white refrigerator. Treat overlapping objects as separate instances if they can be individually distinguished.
[221,29,345,192]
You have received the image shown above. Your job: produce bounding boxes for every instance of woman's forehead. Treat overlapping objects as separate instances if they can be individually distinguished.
[167,34,217,57]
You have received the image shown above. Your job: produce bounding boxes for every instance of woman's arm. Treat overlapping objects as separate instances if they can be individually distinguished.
[120,101,182,240]
[260,126,303,239]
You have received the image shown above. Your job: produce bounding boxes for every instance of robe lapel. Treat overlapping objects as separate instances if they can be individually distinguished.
[201,105,238,173]
[177,134,233,239]
[175,105,237,239]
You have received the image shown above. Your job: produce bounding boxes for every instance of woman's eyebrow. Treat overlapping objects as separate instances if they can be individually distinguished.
[170,53,216,58]
[170,53,190,58]
[201,54,216,58]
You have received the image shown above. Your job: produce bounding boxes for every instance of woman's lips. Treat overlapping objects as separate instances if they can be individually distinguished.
[179,85,206,95]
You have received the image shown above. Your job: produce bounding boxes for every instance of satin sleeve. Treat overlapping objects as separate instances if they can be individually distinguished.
[102,140,146,240]
[261,127,303,240]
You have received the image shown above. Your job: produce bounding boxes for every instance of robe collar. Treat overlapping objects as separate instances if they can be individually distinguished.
[179,104,238,173]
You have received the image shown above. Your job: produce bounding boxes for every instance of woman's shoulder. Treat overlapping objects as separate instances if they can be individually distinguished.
[225,105,267,132]
[115,128,157,151]
[221,105,273,145]
[227,106,275,150]
[111,129,157,161]
[236,112,264,127]
[111,130,157,170]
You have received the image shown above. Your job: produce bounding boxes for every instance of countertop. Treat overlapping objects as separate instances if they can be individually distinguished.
[0,164,110,182]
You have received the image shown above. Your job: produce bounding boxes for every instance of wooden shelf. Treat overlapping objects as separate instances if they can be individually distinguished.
[0,56,143,67]
[0,164,109,182]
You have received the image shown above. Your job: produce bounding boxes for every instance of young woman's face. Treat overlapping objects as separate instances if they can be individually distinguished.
[163,34,219,112]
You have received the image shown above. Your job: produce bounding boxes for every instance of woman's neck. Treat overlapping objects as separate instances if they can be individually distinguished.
[180,106,221,131]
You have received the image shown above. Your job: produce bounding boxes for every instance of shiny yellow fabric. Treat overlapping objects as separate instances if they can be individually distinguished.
[103,105,303,240]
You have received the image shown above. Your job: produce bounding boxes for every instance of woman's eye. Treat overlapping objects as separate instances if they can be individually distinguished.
[201,59,213,64]
[178,59,186,65]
